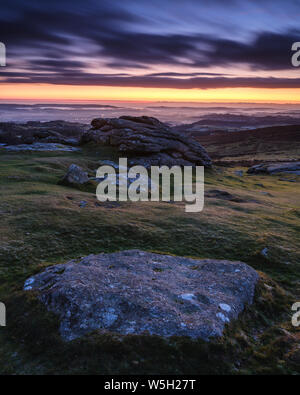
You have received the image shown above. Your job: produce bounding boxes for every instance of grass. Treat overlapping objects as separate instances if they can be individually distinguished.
[0,146,299,374]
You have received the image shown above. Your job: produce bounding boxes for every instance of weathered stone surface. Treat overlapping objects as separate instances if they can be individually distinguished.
[58,164,89,187]
[24,250,259,342]
[247,162,300,175]
[81,116,212,168]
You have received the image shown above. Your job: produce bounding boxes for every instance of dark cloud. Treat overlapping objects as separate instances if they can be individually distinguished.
[0,0,299,90]
[147,72,230,77]
[198,31,300,71]
[2,70,300,89]
[29,59,87,69]
[93,32,200,66]
[106,62,150,70]
[87,29,299,71]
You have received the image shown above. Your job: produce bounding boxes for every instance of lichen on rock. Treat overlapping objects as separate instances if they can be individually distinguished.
[24,250,259,342]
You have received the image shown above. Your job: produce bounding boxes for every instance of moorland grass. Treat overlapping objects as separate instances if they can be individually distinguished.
[0,146,299,374]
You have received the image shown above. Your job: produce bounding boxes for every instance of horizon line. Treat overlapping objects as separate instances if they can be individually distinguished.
[1,99,300,105]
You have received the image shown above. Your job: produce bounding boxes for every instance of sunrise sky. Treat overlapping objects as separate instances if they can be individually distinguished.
[1,0,300,102]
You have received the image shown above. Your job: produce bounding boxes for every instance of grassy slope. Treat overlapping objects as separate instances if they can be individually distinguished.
[0,145,299,374]
[193,125,300,164]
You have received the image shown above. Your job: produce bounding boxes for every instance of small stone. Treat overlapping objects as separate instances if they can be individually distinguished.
[264,284,273,291]
[24,277,35,291]
[58,164,89,187]
[180,293,196,302]
[235,170,243,177]
[219,303,231,312]
[261,247,269,258]
[216,312,229,323]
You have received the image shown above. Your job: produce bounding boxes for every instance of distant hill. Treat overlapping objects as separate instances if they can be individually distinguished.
[174,124,300,165]
[173,114,300,132]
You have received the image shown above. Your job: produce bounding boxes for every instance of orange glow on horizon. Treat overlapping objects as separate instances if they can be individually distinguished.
[1,83,300,103]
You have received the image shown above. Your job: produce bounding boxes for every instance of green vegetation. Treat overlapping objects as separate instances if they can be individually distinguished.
[0,146,299,374]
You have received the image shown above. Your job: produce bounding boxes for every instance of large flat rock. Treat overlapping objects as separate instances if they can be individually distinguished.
[24,250,259,341]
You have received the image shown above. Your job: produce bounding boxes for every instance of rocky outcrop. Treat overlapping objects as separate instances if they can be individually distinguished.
[81,116,212,168]
[24,250,259,342]
[247,162,300,175]
[0,120,88,146]
[58,164,89,187]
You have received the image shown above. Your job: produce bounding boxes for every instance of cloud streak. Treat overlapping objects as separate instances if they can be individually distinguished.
[2,72,300,89]
[0,0,299,90]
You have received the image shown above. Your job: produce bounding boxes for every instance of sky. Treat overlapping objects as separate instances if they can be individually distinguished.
[0,0,300,102]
